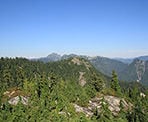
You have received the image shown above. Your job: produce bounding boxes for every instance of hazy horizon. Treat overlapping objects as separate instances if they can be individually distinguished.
[1,52,148,59]
[0,0,148,58]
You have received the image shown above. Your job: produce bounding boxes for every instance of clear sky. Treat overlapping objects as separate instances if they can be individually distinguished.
[0,0,148,58]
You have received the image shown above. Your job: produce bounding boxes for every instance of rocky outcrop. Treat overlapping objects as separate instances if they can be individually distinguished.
[73,103,93,117]
[140,92,146,98]
[73,95,132,117]
[3,89,29,105]
[8,96,29,105]
[71,57,81,65]
[71,57,91,70]
[79,72,86,86]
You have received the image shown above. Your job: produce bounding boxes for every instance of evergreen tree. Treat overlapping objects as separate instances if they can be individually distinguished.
[111,70,121,94]
[2,66,12,88]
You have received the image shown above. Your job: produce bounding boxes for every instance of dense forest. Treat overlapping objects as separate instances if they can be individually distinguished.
[0,57,148,122]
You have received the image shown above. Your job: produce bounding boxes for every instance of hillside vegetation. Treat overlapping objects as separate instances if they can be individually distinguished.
[0,57,148,122]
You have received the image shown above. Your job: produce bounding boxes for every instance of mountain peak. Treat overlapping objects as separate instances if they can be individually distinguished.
[47,53,61,58]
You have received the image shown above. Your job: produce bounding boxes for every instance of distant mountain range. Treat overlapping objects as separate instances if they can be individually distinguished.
[33,53,89,63]
[32,53,148,86]
[114,55,148,64]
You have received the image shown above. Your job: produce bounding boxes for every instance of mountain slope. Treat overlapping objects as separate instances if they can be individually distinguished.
[90,56,128,76]
[0,57,108,89]
[113,58,133,64]
[138,55,148,61]
[32,53,148,86]
[119,59,148,86]
[46,57,108,87]
[34,53,128,76]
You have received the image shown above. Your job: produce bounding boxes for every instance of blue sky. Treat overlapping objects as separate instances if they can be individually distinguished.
[0,0,148,58]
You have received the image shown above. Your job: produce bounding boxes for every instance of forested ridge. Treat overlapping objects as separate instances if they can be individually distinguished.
[0,57,148,122]
[35,53,148,86]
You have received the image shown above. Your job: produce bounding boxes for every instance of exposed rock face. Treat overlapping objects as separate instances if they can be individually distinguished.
[8,96,29,105]
[3,89,29,105]
[103,96,131,115]
[71,57,81,65]
[140,92,146,98]
[79,72,86,87]
[135,60,146,82]
[71,57,91,70]
[73,95,132,117]
[8,96,20,105]
[73,104,93,117]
